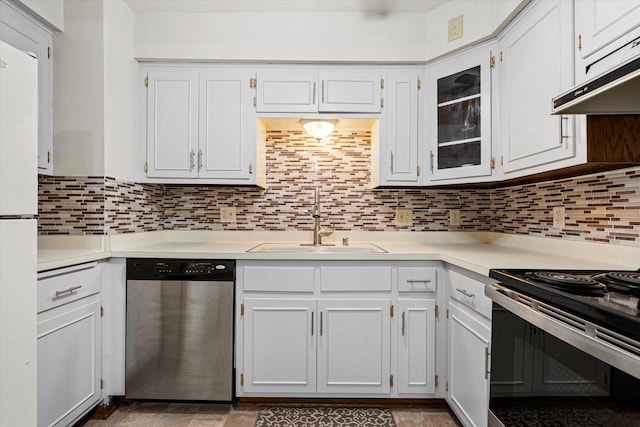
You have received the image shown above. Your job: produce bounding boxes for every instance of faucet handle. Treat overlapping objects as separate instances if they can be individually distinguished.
[319,227,334,236]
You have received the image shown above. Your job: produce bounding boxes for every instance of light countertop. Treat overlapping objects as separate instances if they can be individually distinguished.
[37,231,640,276]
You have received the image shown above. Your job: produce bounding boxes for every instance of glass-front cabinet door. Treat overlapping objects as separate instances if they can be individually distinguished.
[426,45,493,181]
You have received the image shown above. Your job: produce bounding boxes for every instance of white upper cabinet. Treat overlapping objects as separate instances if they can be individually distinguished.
[375,70,422,186]
[199,70,256,180]
[498,0,575,175]
[255,70,318,113]
[146,70,199,179]
[425,45,494,182]
[0,1,53,175]
[575,0,640,65]
[254,68,382,114]
[145,67,259,184]
[319,71,382,113]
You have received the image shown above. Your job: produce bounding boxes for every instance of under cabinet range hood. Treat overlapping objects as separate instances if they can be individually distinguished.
[553,37,640,115]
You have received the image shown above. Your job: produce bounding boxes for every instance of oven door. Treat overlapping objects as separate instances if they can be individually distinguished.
[486,286,640,427]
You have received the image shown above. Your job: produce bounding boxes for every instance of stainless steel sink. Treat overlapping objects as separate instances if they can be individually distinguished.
[247,242,387,253]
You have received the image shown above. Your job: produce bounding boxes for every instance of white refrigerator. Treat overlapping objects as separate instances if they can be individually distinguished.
[0,40,38,426]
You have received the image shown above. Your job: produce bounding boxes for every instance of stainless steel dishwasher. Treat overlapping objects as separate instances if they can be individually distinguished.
[125,259,235,402]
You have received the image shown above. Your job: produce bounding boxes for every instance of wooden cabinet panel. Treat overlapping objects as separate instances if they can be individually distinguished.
[397,299,435,394]
[255,70,318,113]
[319,71,382,113]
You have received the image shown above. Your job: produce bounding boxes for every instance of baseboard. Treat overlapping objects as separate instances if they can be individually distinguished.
[237,397,449,409]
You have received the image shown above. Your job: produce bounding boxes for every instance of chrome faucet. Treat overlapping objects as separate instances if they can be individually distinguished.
[311,186,333,246]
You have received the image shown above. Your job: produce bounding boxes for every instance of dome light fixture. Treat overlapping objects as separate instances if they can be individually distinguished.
[301,119,337,140]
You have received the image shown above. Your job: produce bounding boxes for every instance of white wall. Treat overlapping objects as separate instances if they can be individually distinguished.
[18,0,64,31]
[132,1,528,62]
[103,0,139,182]
[53,0,105,176]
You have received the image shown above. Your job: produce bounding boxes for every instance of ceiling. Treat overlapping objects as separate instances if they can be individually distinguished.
[123,0,448,14]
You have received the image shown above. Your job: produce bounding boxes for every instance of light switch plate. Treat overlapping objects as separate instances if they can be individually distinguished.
[448,15,463,42]
[553,206,565,229]
[449,209,461,227]
[220,207,237,223]
[395,209,413,227]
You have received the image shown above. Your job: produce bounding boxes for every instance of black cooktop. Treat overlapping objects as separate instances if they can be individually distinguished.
[489,269,640,343]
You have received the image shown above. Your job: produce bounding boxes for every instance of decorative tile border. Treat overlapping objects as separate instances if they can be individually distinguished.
[37,130,640,246]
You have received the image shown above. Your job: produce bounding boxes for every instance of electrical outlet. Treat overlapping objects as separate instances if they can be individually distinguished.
[449,210,461,227]
[448,15,463,42]
[220,207,237,223]
[553,206,565,229]
[395,209,413,227]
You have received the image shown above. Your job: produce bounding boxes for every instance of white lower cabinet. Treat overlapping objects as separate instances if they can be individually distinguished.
[37,263,102,427]
[237,261,440,398]
[397,299,436,395]
[243,298,316,393]
[317,299,391,394]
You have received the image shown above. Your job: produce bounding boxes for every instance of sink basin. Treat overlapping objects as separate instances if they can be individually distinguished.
[247,242,387,254]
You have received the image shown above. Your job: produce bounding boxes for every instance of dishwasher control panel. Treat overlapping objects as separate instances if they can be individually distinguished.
[127,259,235,281]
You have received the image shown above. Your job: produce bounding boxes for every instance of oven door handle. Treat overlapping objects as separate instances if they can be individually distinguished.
[485,283,640,380]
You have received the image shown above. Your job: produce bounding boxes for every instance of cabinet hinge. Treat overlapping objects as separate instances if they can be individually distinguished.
[435,375,439,388]
[248,163,253,174]
[144,76,148,87]
[240,303,244,316]
[390,304,394,317]
[144,162,148,173]
[578,34,582,51]
[417,165,421,177]
[100,306,104,317]
[47,151,51,164]
[417,78,421,90]
[490,55,496,68]
[380,78,384,89]
[390,374,394,388]
[253,96,257,107]
[446,381,449,392]
[500,156,504,167]
[47,46,51,59]
[250,77,257,88]
[490,157,496,169]
[240,374,244,386]
[380,97,384,108]
[499,51,503,62]
[435,304,439,318]
[100,379,104,390]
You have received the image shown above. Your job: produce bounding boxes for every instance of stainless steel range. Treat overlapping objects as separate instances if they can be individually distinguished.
[486,269,640,427]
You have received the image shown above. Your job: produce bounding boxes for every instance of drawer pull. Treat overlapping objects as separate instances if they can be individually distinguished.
[53,285,82,300]
[456,288,475,298]
[407,279,431,283]
[401,312,406,336]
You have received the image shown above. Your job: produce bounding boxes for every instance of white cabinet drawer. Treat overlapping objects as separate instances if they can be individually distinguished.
[320,266,392,292]
[398,267,436,293]
[243,266,315,292]
[448,270,491,318]
[37,263,101,313]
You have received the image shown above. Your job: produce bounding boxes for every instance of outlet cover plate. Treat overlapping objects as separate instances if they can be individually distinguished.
[395,209,413,227]
[220,207,237,223]
[449,210,461,227]
[448,15,463,42]
[553,206,565,229]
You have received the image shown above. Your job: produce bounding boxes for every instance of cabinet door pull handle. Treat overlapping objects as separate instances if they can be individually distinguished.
[312,81,316,105]
[484,346,491,379]
[198,149,203,171]
[190,150,196,171]
[54,285,82,300]
[390,151,394,174]
[401,312,406,336]
[456,288,474,298]
[407,279,431,283]
[320,312,323,336]
[321,80,325,103]
[311,311,314,336]
[559,116,570,144]
[430,150,434,172]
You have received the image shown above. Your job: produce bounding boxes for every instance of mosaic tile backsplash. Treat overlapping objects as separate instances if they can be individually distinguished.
[38,130,640,246]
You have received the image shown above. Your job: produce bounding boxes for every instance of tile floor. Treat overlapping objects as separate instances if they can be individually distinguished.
[82,402,462,427]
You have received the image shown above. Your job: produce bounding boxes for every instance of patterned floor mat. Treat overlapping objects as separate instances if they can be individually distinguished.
[255,407,396,427]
